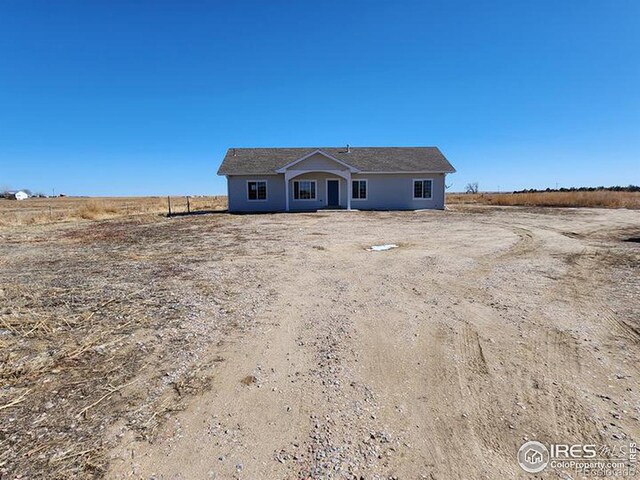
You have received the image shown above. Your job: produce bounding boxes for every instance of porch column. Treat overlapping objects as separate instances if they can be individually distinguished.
[347,172,352,211]
[284,173,290,212]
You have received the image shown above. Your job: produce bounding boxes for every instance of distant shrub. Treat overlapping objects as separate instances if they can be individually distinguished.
[77,200,119,219]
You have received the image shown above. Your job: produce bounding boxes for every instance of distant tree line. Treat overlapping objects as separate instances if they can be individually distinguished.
[514,185,640,194]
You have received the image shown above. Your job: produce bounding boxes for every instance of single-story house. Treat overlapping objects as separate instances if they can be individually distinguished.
[6,190,29,201]
[217,146,455,212]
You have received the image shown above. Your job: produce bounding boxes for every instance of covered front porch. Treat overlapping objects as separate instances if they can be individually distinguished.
[276,149,359,212]
[283,170,353,211]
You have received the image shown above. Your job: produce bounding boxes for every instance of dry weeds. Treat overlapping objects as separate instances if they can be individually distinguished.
[447,191,640,208]
[0,196,227,226]
[0,214,268,478]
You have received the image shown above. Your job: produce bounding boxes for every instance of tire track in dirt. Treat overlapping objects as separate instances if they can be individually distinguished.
[557,249,640,373]
[456,321,489,376]
[600,307,640,342]
[461,223,537,282]
[501,224,639,448]
[560,249,639,340]
[434,221,615,470]
[544,328,582,376]
[449,307,516,470]
[499,225,536,258]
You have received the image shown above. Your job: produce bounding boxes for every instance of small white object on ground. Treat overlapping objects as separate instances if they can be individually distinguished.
[367,244,398,251]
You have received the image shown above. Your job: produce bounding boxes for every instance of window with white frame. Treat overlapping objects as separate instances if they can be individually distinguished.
[247,180,267,201]
[413,179,433,199]
[293,180,316,200]
[352,180,367,200]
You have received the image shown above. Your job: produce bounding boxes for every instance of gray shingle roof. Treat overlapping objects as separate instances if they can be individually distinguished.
[217,147,455,175]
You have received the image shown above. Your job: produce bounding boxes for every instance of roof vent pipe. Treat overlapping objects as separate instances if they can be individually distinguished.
[232,148,236,156]
[347,144,351,153]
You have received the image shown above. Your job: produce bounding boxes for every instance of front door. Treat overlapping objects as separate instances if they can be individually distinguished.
[327,180,339,207]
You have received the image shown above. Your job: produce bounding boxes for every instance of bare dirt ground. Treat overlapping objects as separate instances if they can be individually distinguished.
[1,205,639,479]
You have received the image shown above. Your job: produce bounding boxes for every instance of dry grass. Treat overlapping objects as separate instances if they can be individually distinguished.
[447,191,640,209]
[0,196,227,226]
[76,200,119,219]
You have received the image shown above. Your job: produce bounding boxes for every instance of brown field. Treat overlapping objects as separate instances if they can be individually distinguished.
[0,196,227,226]
[447,190,640,209]
[1,202,639,479]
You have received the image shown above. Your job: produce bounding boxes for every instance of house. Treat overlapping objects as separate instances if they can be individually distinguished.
[217,146,455,212]
[6,190,29,201]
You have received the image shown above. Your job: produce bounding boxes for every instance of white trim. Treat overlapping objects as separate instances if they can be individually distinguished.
[246,179,268,202]
[221,172,279,176]
[223,171,453,176]
[285,177,289,211]
[412,178,434,200]
[292,179,318,201]
[325,178,341,207]
[286,169,351,180]
[275,149,359,173]
[358,170,453,174]
[351,179,368,200]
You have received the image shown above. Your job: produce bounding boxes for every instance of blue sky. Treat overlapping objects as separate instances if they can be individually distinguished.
[1,0,638,195]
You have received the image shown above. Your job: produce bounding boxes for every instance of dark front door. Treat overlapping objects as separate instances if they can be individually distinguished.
[327,180,339,207]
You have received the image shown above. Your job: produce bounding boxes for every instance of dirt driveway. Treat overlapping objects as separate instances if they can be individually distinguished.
[2,206,639,479]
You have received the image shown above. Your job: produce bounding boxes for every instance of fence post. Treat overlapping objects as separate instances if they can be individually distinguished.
[187,196,191,214]
[167,196,172,216]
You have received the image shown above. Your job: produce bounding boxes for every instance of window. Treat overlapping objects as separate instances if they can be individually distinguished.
[413,179,433,199]
[247,180,267,201]
[293,180,316,200]
[352,180,368,200]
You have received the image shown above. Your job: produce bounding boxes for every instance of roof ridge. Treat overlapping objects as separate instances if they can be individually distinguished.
[228,146,440,149]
